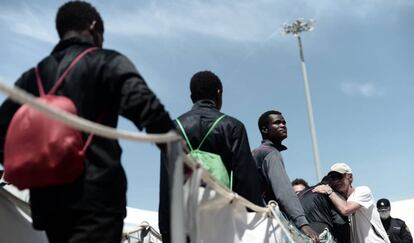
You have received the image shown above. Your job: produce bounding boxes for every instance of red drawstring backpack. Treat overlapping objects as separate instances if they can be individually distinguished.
[4,47,97,189]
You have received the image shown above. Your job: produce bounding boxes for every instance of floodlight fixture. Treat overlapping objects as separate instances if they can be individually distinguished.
[281,18,315,36]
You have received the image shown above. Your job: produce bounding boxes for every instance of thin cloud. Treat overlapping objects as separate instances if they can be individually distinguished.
[0,3,57,44]
[0,0,407,44]
[102,0,406,43]
[341,82,384,97]
[105,1,288,43]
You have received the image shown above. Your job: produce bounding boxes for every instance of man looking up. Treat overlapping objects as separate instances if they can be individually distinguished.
[158,70,263,243]
[252,110,319,243]
[377,198,413,243]
[0,1,174,242]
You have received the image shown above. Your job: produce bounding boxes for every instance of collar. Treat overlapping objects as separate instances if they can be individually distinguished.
[51,36,96,54]
[261,139,287,151]
[191,99,218,111]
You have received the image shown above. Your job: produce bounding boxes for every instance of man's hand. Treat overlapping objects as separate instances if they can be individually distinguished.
[312,184,332,195]
[300,225,320,243]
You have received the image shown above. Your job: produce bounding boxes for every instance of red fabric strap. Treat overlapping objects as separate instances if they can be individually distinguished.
[34,47,97,96]
[34,47,100,154]
[49,47,98,95]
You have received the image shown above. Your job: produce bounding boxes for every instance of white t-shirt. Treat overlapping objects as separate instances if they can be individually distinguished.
[348,186,390,243]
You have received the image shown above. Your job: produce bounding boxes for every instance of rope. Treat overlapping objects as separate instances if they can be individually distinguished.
[0,81,180,143]
[0,80,269,213]
[0,80,305,241]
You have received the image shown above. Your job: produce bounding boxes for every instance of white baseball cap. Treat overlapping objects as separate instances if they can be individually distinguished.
[330,163,352,174]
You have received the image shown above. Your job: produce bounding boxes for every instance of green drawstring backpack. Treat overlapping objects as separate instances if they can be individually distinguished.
[176,115,232,189]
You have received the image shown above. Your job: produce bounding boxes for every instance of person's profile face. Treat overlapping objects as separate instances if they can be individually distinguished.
[266,114,287,142]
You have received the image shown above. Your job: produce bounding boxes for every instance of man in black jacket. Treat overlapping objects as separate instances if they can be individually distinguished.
[158,70,263,243]
[298,176,350,243]
[377,198,413,243]
[252,110,319,242]
[0,2,174,243]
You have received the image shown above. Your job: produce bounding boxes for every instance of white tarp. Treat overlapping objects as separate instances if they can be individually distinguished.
[0,187,48,243]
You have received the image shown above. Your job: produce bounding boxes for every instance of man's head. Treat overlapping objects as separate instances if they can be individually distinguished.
[327,162,353,197]
[292,178,309,194]
[56,1,104,47]
[190,71,223,110]
[258,110,287,144]
[377,198,391,220]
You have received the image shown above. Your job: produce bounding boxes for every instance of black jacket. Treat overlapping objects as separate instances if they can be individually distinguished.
[298,186,350,243]
[381,217,413,243]
[158,100,263,242]
[0,37,174,229]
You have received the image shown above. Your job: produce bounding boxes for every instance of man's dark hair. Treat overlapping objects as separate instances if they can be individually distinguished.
[325,171,346,192]
[56,1,104,39]
[292,178,309,188]
[190,71,222,102]
[258,110,282,133]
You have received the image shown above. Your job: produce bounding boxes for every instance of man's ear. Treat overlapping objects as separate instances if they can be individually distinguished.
[261,126,268,135]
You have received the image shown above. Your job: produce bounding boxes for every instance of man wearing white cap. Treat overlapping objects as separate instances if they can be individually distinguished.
[313,163,390,243]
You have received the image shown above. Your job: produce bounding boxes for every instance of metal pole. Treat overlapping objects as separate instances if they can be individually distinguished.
[297,35,322,181]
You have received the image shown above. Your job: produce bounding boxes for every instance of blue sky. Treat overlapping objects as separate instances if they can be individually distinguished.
[0,0,413,211]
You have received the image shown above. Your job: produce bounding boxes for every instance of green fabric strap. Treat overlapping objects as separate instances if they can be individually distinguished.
[197,115,226,150]
[176,114,226,151]
[176,119,194,151]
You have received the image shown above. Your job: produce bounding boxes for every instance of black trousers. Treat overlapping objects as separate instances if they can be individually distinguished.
[43,209,124,243]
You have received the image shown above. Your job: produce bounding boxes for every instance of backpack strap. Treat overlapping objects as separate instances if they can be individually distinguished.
[197,115,226,150]
[176,119,194,151]
[35,47,99,155]
[35,47,98,97]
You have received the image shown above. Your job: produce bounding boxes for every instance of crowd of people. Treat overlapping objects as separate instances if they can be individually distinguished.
[0,1,411,243]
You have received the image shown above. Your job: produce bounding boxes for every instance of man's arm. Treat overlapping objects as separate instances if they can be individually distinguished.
[400,221,413,243]
[102,53,174,134]
[229,122,263,206]
[313,184,360,216]
[264,152,319,242]
[265,151,309,227]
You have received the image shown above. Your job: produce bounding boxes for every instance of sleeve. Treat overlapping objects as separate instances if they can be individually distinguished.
[229,122,263,207]
[0,71,32,165]
[347,186,373,209]
[400,221,413,243]
[103,53,174,134]
[265,151,309,228]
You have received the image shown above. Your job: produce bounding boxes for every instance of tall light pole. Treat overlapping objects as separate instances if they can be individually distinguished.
[281,19,322,181]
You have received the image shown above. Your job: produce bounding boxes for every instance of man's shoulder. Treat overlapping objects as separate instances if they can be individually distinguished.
[221,114,244,126]
[391,217,406,225]
[178,111,245,127]
[252,144,280,161]
[354,186,372,195]
[96,48,125,59]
